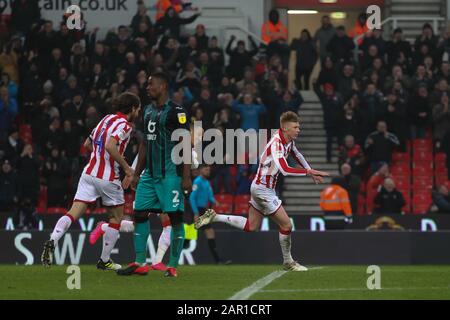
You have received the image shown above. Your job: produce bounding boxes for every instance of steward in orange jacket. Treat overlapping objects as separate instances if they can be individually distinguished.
[261,9,288,45]
[320,177,352,216]
[155,0,182,22]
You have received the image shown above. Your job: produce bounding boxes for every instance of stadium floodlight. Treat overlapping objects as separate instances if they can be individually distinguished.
[319,0,338,3]
[331,12,347,19]
[287,10,319,15]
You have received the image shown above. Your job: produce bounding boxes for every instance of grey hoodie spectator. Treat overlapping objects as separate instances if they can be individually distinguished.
[314,15,336,62]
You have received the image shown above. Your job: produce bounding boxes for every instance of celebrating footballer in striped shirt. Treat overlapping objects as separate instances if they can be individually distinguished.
[41,92,141,270]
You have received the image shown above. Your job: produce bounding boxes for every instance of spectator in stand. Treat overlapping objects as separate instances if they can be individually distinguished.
[360,28,386,58]
[314,81,343,163]
[0,159,18,211]
[232,93,266,131]
[379,92,408,150]
[408,84,431,139]
[195,24,209,51]
[374,178,405,214]
[131,1,153,36]
[236,165,252,195]
[16,144,40,206]
[366,162,391,213]
[360,83,384,131]
[0,127,22,162]
[154,6,200,39]
[179,35,199,66]
[340,163,361,214]
[61,120,82,160]
[262,9,289,68]
[0,72,18,99]
[432,185,450,213]
[362,56,388,86]
[338,135,364,175]
[365,120,400,172]
[338,101,361,144]
[433,94,450,149]
[317,56,338,90]
[337,64,357,103]
[414,23,439,61]
[43,147,69,207]
[386,28,411,69]
[192,88,217,130]
[436,61,450,83]
[207,36,224,87]
[314,15,336,63]
[384,64,411,93]
[430,78,450,106]
[225,35,258,81]
[274,88,303,126]
[176,60,201,95]
[236,67,259,95]
[290,29,317,90]
[10,0,41,35]
[411,64,432,90]
[0,85,18,142]
[217,77,238,98]
[326,26,355,67]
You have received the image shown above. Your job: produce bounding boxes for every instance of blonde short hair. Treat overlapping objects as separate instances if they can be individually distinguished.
[280,111,299,126]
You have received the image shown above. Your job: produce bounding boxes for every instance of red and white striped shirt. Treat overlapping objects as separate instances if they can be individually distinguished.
[83,112,132,181]
[254,129,311,189]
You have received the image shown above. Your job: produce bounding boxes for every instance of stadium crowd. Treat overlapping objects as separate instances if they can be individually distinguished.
[0,0,450,227]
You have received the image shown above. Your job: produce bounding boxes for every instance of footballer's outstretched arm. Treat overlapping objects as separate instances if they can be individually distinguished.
[290,144,311,170]
[271,139,308,176]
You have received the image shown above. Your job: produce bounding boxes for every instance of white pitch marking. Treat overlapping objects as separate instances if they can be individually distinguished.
[228,266,324,300]
[260,287,450,293]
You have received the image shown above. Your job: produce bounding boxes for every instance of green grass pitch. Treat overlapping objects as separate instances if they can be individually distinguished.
[1,265,449,300]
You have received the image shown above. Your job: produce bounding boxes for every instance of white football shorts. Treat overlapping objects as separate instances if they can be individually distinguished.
[249,182,282,216]
[74,174,125,207]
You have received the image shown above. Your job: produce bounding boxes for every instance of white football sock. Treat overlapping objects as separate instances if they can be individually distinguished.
[100,224,120,262]
[120,220,134,232]
[279,232,293,264]
[100,220,134,233]
[50,215,73,243]
[213,214,247,230]
[154,225,171,264]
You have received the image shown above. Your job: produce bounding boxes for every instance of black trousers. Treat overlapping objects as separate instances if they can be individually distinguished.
[295,66,313,90]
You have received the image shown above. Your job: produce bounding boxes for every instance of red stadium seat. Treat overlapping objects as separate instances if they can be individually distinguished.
[435,153,446,163]
[435,174,449,186]
[234,195,250,215]
[392,152,410,163]
[412,165,433,176]
[47,207,68,215]
[435,166,448,175]
[412,178,433,190]
[391,163,410,176]
[413,150,433,162]
[213,194,233,214]
[412,139,433,151]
